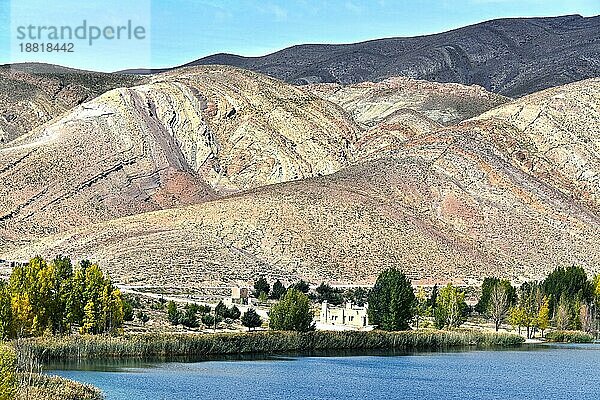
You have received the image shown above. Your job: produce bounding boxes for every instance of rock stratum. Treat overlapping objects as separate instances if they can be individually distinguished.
[127,15,600,97]
[4,77,599,288]
[0,63,143,144]
[0,66,361,247]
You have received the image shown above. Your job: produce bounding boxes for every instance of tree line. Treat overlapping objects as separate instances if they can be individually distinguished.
[0,256,127,339]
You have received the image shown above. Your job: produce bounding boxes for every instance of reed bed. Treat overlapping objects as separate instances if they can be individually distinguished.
[545,330,595,343]
[15,374,102,400]
[21,329,525,362]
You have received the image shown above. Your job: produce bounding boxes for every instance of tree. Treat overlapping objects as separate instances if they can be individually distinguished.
[428,284,439,310]
[270,280,286,300]
[414,286,428,329]
[542,265,593,316]
[136,311,150,326]
[316,283,343,305]
[344,287,370,307]
[123,299,134,322]
[434,284,467,329]
[258,291,268,304]
[254,277,270,298]
[241,308,262,331]
[225,305,241,320]
[215,301,228,318]
[476,278,516,315]
[269,289,315,332]
[0,283,12,339]
[368,269,416,331]
[488,284,510,331]
[167,301,180,325]
[508,306,527,335]
[180,304,200,328]
[536,297,550,337]
[292,280,310,294]
[555,294,570,330]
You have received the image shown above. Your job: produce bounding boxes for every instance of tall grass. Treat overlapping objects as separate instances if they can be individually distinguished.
[545,330,594,343]
[15,374,102,400]
[21,329,525,362]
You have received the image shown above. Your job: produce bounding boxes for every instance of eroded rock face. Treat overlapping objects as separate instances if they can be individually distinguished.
[306,77,509,159]
[0,63,143,144]
[6,80,600,288]
[306,77,509,127]
[468,78,600,211]
[0,66,360,246]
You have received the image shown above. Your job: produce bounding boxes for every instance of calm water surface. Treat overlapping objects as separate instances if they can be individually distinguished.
[48,344,600,400]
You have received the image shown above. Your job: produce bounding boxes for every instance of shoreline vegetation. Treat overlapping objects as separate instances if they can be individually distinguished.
[20,329,524,362]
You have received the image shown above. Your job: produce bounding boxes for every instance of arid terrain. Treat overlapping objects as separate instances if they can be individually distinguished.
[1,15,599,291]
[1,72,599,290]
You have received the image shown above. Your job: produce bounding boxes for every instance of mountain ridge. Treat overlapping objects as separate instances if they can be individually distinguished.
[120,14,600,97]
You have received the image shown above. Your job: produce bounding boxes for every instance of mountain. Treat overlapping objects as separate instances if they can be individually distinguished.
[0,63,143,144]
[123,15,600,98]
[5,78,599,288]
[304,77,509,158]
[0,66,360,248]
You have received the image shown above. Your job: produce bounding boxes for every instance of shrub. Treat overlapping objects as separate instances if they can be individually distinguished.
[545,330,594,343]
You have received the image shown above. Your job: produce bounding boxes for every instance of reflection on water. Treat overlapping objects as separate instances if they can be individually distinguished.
[47,343,600,400]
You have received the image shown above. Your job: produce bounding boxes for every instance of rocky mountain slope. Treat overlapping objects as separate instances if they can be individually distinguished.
[0,63,143,144]
[305,78,509,158]
[128,15,600,97]
[0,66,359,247]
[5,78,599,288]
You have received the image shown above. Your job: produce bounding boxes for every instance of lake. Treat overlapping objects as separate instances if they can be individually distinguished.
[48,344,600,400]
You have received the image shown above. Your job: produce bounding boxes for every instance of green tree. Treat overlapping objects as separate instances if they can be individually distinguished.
[434,284,467,329]
[241,308,263,331]
[215,301,228,318]
[414,286,429,329]
[292,280,310,294]
[254,276,270,298]
[476,278,516,315]
[508,306,527,335]
[0,282,12,339]
[536,297,550,337]
[136,311,150,326]
[543,265,593,316]
[368,269,416,331]
[226,305,241,320]
[316,282,344,305]
[167,301,180,325]
[123,299,134,322]
[269,289,314,332]
[270,280,286,300]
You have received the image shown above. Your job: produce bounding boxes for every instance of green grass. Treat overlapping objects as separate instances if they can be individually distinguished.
[545,330,595,343]
[20,329,524,362]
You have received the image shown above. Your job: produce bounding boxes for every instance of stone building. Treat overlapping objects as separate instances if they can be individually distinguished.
[231,287,250,305]
[320,301,368,328]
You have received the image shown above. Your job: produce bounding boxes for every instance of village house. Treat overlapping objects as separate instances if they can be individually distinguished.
[320,301,369,329]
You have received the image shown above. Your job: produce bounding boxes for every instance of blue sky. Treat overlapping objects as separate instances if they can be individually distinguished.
[0,0,598,72]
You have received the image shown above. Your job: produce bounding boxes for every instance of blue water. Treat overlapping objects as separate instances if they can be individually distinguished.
[48,344,600,400]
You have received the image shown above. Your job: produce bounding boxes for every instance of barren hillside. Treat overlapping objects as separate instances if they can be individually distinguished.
[5,79,599,288]
[0,66,359,247]
[0,63,143,144]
